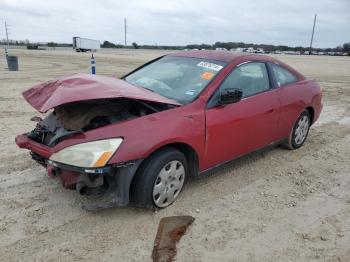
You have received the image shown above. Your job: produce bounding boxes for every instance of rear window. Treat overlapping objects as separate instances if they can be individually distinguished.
[271,64,298,87]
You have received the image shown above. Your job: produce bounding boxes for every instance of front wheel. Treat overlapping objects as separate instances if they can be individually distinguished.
[131,148,187,208]
[284,110,311,150]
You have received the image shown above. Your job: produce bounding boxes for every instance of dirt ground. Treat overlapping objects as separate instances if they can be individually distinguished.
[0,49,349,262]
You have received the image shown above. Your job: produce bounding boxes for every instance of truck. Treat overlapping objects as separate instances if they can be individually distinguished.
[73,37,100,52]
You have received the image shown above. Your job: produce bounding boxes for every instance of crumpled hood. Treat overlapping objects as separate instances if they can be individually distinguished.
[23,73,181,113]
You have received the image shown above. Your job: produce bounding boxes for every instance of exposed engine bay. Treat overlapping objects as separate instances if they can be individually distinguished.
[16,73,182,209]
[27,98,172,147]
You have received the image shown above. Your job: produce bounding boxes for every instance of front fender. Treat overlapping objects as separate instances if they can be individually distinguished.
[108,109,206,166]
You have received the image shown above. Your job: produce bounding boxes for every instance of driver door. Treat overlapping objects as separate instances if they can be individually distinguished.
[203,62,280,170]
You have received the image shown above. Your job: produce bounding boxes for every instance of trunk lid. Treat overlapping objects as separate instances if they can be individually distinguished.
[23,73,181,113]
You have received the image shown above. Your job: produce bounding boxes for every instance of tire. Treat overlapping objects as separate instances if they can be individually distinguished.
[131,147,187,209]
[284,110,311,150]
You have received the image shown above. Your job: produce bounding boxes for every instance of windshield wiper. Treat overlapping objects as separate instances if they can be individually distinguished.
[140,86,156,93]
[123,79,155,93]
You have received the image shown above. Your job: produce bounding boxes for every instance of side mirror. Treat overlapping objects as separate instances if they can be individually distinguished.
[219,89,243,105]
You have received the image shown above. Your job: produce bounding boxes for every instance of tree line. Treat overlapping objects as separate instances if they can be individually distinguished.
[101,40,349,54]
[1,39,349,55]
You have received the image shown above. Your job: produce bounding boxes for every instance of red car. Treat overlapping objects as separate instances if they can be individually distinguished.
[16,51,322,210]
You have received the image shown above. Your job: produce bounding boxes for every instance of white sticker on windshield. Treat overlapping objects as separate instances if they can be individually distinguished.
[197,61,223,71]
[185,90,196,96]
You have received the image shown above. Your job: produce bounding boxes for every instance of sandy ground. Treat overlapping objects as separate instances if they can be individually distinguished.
[0,49,349,262]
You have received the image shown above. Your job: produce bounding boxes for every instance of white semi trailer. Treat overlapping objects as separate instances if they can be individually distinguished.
[73,37,100,52]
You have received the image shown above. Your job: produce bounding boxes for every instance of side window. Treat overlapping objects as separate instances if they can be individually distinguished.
[271,64,297,87]
[220,62,270,98]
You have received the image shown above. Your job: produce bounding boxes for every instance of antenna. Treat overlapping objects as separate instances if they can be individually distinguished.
[124,18,127,46]
[309,14,317,54]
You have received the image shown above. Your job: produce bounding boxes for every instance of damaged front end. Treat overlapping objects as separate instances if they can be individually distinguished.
[16,74,180,210]
[27,98,165,147]
[46,157,143,211]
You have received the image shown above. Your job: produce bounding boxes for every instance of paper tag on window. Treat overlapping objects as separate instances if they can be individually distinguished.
[197,61,223,71]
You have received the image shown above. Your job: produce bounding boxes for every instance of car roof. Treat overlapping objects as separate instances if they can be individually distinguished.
[168,50,274,63]
[167,50,305,80]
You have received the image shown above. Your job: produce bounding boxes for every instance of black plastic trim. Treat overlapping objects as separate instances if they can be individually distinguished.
[46,160,111,174]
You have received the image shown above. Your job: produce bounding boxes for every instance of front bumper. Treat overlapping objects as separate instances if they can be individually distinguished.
[46,159,111,189]
[16,134,108,189]
[15,134,143,210]
[46,159,111,175]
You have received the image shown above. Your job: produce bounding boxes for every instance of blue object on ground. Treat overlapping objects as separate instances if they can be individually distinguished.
[91,54,96,75]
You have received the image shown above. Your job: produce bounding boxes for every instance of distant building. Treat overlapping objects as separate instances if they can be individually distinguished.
[230,47,245,52]
[215,47,228,51]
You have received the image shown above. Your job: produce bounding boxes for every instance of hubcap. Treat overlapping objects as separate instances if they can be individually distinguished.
[294,115,309,145]
[152,160,185,208]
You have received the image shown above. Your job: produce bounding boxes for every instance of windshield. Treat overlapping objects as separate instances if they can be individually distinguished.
[124,56,227,104]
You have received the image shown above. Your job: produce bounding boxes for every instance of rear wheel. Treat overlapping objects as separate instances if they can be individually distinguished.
[131,148,187,208]
[284,110,311,149]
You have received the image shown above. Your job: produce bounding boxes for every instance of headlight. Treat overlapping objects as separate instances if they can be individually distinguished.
[49,138,123,168]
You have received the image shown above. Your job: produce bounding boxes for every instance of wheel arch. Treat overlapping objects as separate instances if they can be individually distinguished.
[305,106,315,124]
[132,142,199,183]
[147,142,199,178]
[164,142,199,179]
[129,142,200,207]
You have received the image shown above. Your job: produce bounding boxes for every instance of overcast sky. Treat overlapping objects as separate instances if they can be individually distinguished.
[0,0,349,48]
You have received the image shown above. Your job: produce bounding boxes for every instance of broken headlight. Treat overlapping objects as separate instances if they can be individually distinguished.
[49,138,123,168]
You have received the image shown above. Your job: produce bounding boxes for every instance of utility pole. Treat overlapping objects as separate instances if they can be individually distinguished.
[5,21,9,56]
[309,14,317,54]
[124,18,127,46]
